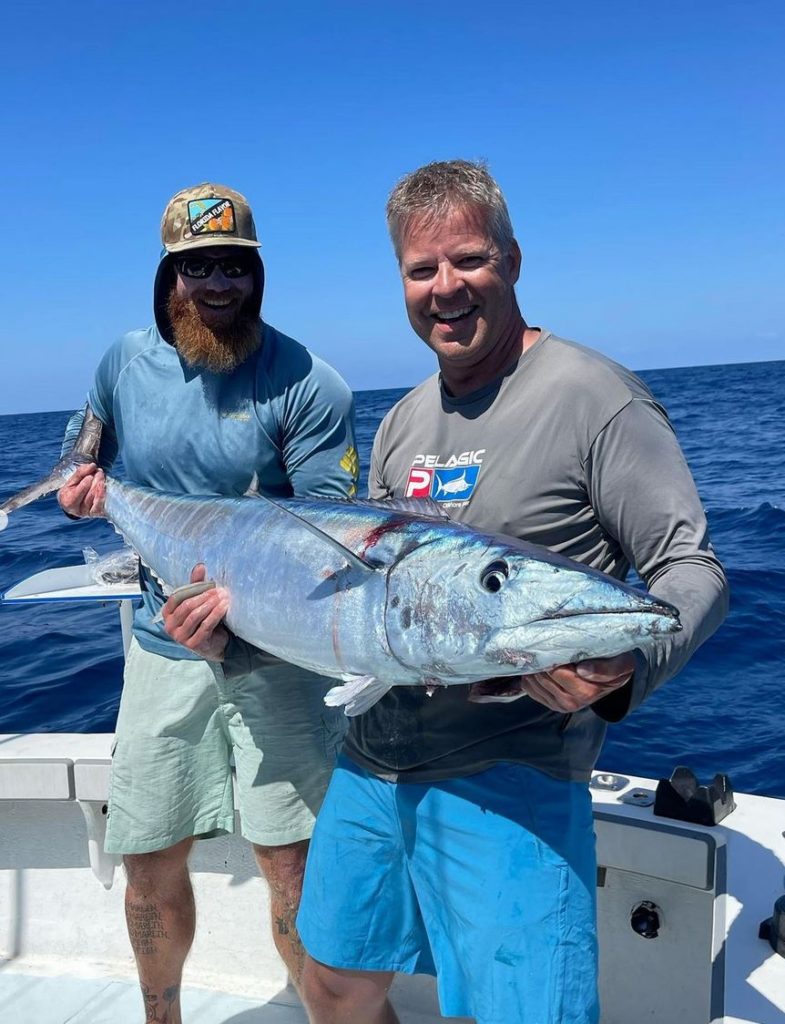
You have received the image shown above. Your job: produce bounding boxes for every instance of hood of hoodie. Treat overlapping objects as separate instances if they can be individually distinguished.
[153,249,265,344]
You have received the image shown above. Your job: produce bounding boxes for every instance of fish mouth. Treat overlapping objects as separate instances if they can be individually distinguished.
[539,601,680,623]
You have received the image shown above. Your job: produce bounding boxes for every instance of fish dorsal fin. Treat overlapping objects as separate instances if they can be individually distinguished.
[344,496,454,521]
[257,492,378,575]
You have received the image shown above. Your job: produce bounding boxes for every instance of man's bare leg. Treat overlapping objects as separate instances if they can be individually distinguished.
[302,959,399,1024]
[253,839,313,996]
[124,837,195,1024]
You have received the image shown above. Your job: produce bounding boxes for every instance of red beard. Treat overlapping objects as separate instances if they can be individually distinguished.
[167,291,261,373]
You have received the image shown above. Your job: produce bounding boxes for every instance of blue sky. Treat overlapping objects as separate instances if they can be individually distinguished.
[3,0,783,414]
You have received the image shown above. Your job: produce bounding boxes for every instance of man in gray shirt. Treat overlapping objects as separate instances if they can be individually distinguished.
[297,160,728,1024]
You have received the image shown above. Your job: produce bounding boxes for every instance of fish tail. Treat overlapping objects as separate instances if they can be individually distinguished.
[0,406,103,531]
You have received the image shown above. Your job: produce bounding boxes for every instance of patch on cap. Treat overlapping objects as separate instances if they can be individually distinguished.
[187,197,237,236]
[161,182,260,253]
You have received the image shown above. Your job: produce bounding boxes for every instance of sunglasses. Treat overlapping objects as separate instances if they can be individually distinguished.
[175,253,255,279]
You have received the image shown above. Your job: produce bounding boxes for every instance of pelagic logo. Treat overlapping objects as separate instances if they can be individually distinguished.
[405,450,485,502]
[188,198,236,235]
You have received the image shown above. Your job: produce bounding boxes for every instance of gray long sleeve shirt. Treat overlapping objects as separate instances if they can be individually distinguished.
[342,331,729,782]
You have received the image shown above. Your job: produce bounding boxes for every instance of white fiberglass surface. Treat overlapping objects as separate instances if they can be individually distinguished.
[0,972,298,1024]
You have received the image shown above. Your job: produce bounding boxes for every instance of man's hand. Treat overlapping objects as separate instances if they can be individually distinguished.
[468,653,635,712]
[162,564,230,661]
[58,464,106,517]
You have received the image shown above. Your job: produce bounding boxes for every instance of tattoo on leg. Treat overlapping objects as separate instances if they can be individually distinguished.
[163,984,180,1007]
[257,850,308,989]
[163,983,180,1015]
[275,914,290,935]
[273,905,305,981]
[141,983,161,1023]
[142,983,157,1023]
[141,982,181,1023]
[128,901,169,958]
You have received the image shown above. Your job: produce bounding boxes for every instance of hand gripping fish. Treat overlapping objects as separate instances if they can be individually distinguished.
[0,408,680,715]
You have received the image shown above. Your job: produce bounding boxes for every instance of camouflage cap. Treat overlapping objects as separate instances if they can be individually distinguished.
[161,183,261,253]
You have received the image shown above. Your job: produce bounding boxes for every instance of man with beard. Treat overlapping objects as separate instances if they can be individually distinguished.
[58,183,358,1023]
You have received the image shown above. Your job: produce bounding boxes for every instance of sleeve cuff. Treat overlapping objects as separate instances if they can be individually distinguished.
[591,649,650,723]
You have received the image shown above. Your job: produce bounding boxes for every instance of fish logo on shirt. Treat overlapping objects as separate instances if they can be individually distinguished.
[434,469,473,498]
[405,451,484,503]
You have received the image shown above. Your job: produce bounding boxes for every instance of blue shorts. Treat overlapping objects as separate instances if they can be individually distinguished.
[298,756,599,1024]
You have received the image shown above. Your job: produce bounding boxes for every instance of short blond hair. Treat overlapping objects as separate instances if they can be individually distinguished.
[386,160,515,260]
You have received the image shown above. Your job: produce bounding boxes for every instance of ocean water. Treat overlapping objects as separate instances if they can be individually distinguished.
[1,360,784,797]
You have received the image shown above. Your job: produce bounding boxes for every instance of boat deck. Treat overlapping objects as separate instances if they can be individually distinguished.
[3,734,785,1024]
[0,966,456,1023]
[1,969,284,1024]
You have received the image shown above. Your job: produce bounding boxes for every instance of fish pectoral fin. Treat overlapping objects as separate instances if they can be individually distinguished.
[323,675,393,716]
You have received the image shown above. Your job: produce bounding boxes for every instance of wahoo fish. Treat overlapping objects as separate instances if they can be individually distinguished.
[0,410,680,715]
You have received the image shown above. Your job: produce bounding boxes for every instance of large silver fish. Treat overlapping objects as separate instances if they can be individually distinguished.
[1,410,680,714]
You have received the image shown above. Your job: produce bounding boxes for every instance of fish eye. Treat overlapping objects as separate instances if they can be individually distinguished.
[480,559,509,593]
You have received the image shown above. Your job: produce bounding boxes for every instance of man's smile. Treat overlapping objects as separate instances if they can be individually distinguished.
[433,305,478,324]
[198,294,238,309]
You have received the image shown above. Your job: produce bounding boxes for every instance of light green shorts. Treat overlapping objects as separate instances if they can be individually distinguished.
[105,638,347,855]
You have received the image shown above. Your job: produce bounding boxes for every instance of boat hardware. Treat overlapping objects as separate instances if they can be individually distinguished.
[654,766,736,825]
[590,772,629,792]
[621,788,655,807]
[630,900,662,939]
[759,894,785,958]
